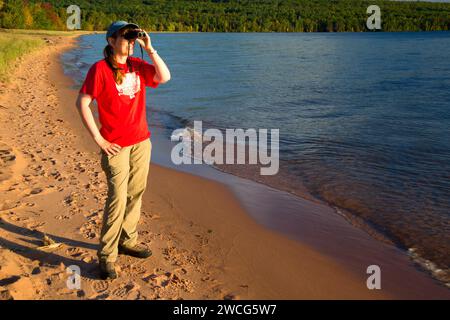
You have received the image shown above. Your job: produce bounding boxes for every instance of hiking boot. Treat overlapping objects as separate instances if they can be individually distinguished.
[118,244,152,259]
[99,260,117,280]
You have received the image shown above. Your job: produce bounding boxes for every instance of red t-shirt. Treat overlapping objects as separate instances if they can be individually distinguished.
[79,56,159,147]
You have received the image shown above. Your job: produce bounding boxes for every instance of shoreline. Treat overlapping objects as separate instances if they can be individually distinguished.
[62,33,441,283]
[145,130,450,297]
[0,33,448,299]
[66,34,450,295]
[209,156,449,286]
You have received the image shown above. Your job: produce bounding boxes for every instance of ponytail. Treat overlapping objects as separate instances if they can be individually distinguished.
[103,44,125,85]
[103,45,134,85]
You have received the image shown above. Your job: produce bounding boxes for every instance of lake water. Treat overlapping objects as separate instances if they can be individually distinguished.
[62,31,450,284]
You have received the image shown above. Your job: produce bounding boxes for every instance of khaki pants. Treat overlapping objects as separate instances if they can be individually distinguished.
[98,138,152,263]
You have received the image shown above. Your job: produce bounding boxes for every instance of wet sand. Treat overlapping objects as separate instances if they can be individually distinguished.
[0,34,448,300]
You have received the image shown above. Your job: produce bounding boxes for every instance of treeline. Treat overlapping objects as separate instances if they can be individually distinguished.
[1,0,450,32]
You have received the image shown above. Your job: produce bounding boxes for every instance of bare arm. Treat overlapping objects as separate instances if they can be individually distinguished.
[75,93,121,156]
[137,30,171,84]
[146,46,171,84]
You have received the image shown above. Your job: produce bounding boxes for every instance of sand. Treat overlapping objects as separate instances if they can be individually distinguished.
[0,35,448,300]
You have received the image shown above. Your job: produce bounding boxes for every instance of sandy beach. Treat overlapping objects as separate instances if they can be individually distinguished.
[0,34,448,300]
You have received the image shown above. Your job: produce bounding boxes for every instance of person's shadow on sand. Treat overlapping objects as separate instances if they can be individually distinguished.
[0,218,97,250]
[0,218,99,280]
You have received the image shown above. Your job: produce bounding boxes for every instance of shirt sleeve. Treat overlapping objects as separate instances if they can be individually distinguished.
[79,62,104,99]
[139,59,159,88]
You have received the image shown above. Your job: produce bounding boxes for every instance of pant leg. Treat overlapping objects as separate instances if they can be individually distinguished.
[120,138,152,248]
[98,146,131,263]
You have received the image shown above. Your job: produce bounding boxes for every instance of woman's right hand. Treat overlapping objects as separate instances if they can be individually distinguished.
[95,135,122,156]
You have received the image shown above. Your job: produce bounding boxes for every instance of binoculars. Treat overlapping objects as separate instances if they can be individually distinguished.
[123,29,146,40]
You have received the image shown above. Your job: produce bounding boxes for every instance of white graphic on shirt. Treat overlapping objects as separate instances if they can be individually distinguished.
[116,72,140,99]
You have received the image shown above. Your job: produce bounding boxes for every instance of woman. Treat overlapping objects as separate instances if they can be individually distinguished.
[76,21,171,280]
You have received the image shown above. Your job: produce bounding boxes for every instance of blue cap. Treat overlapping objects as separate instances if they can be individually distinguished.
[106,21,139,40]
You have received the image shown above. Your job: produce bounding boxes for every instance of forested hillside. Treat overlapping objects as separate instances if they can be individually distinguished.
[1,0,449,32]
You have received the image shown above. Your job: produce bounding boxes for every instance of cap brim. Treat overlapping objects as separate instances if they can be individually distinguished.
[106,22,140,39]
[118,23,140,32]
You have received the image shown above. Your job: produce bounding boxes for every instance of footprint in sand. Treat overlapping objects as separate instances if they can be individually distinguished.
[0,147,16,163]
[26,221,46,231]
[0,200,22,212]
[0,144,16,182]
[142,211,160,220]
[111,282,140,299]
[78,227,98,240]
[54,211,72,220]
[21,186,55,198]
[143,269,193,293]
[9,215,29,222]
[92,280,109,293]
[66,247,88,258]
[125,262,148,275]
